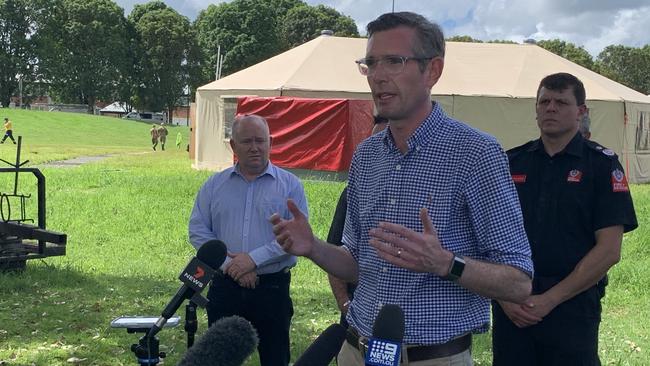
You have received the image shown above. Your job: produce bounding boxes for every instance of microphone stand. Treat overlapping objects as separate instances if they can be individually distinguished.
[185,301,198,348]
[129,328,165,366]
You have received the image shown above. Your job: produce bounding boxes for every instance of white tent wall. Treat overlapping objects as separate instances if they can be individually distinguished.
[449,95,537,150]
[624,101,650,183]
[194,90,229,171]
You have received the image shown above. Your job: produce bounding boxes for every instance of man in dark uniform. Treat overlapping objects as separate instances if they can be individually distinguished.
[492,72,638,365]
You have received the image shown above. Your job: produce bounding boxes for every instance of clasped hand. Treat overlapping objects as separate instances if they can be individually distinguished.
[224,252,257,289]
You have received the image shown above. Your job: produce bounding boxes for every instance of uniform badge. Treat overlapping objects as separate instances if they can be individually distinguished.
[595,146,603,150]
[511,174,526,184]
[611,169,629,192]
[603,149,615,156]
[567,169,582,183]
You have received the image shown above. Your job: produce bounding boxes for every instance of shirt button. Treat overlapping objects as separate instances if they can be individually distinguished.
[396,164,401,170]
[390,199,396,205]
[382,267,388,273]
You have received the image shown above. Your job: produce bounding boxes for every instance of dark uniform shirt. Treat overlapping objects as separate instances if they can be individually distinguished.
[327,186,356,298]
[508,133,637,287]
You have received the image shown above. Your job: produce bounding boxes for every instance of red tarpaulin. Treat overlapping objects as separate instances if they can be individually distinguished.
[236,97,374,172]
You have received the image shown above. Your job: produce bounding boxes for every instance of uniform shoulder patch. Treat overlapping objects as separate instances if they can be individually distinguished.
[611,169,630,192]
[602,149,616,156]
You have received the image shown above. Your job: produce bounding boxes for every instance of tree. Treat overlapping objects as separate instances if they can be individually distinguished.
[194,0,283,82]
[537,39,595,70]
[34,0,130,113]
[129,1,198,121]
[597,45,650,95]
[446,35,483,43]
[280,4,359,48]
[0,0,35,107]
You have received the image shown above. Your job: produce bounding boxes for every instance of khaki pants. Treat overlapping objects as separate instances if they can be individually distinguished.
[337,339,472,366]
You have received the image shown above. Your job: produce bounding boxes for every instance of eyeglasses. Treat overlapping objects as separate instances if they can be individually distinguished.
[355,55,433,76]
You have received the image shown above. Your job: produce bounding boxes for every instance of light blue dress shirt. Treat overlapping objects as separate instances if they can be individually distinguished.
[189,162,308,274]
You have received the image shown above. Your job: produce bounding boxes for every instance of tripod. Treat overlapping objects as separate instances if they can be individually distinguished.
[123,301,200,365]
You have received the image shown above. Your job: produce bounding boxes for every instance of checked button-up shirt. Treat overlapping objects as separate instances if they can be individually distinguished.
[342,102,533,345]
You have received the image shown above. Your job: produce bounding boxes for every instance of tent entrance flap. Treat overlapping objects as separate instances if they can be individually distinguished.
[236,96,374,172]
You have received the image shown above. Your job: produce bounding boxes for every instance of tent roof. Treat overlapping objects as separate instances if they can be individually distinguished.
[198,35,650,104]
[99,102,127,113]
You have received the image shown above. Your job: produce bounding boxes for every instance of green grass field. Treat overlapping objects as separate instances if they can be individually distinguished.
[0,110,648,365]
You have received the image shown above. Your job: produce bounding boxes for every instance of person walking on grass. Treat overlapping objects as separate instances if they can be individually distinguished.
[176,131,182,149]
[158,124,169,151]
[150,124,159,151]
[1,117,16,144]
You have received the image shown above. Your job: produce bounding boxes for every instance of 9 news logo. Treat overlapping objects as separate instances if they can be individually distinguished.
[365,339,400,366]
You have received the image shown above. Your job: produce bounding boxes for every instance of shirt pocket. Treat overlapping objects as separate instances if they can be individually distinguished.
[257,197,289,221]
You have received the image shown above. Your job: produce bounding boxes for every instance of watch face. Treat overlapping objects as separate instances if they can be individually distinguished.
[444,255,465,281]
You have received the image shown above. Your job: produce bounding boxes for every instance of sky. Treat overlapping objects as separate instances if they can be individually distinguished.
[114,0,650,57]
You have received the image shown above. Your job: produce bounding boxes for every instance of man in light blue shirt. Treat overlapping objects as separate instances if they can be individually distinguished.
[189,114,308,366]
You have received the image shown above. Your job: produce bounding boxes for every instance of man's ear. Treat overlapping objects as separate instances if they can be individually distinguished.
[426,57,445,87]
[229,138,235,151]
[269,135,273,147]
[577,104,587,120]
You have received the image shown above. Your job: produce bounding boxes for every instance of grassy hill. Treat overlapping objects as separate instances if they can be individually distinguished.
[0,109,189,164]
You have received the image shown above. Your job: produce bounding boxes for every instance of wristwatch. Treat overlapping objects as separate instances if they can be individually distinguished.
[442,254,465,282]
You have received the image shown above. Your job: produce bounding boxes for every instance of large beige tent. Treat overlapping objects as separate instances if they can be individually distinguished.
[195,35,650,183]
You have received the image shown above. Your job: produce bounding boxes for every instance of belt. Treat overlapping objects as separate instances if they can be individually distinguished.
[345,327,471,362]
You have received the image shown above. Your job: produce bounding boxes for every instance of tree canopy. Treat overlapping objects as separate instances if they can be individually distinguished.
[280,4,358,48]
[537,39,594,70]
[597,45,650,95]
[0,0,36,107]
[129,1,198,118]
[34,0,130,112]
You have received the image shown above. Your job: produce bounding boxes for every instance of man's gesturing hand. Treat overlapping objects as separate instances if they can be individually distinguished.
[270,199,315,258]
[369,207,453,275]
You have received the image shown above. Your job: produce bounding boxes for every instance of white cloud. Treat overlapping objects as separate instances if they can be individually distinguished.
[113,0,650,56]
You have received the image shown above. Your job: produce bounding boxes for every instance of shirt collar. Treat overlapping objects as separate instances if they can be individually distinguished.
[383,102,444,152]
[528,132,584,158]
[232,161,276,180]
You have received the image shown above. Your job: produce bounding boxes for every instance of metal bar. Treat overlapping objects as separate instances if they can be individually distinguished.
[0,221,66,244]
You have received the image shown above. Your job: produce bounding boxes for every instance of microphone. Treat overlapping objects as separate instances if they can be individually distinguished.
[293,323,347,366]
[177,315,259,366]
[147,240,227,339]
[365,304,404,366]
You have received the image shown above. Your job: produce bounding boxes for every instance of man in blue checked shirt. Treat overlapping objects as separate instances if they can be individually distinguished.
[271,11,533,366]
[189,114,308,366]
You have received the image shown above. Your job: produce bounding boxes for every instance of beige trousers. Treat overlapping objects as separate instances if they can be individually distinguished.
[336,339,472,366]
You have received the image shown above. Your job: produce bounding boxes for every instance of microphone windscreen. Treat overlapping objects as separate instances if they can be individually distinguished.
[372,304,404,342]
[197,240,228,269]
[177,316,258,366]
[294,323,346,366]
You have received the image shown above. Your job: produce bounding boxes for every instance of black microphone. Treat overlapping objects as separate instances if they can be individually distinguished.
[294,323,347,366]
[177,315,259,366]
[146,240,227,339]
[365,304,405,366]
